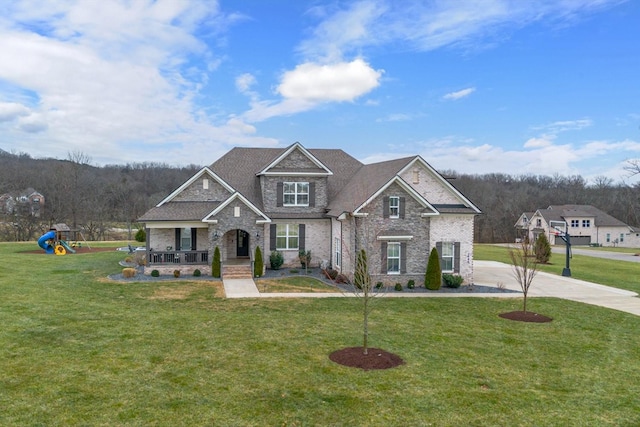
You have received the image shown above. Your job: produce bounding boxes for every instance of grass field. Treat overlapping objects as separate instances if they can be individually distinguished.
[2,242,640,425]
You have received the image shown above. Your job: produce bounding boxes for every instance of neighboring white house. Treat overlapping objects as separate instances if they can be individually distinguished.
[516,204,640,247]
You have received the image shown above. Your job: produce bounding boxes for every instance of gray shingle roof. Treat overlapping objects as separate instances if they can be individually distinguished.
[533,204,630,228]
[138,201,220,222]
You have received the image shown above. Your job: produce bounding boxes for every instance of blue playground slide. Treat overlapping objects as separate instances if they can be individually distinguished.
[38,230,56,254]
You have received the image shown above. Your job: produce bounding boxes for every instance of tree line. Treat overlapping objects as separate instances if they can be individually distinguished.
[0,150,199,241]
[1,148,638,243]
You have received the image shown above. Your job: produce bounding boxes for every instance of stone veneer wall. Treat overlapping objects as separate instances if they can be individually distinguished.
[352,182,431,285]
[172,176,231,202]
[265,218,331,269]
[259,175,328,214]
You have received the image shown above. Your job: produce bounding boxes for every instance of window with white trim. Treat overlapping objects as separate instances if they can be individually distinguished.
[387,242,400,274]
[582,219,591,228]
[389,196,400,218]
[441,242,454,273]
[606,233,610,243]
[334,237,341,268]
[571,220,579,228]
[283,182,309,206]
[620,233,624,243]
[276,224,299,249]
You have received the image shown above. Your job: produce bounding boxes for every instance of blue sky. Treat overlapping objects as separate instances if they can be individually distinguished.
[1,0,639,183]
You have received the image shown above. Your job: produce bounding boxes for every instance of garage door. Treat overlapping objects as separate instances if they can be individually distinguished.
[571,236,591,245]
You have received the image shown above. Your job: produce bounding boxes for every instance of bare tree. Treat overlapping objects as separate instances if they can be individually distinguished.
[624,158,640,176]
[509,240,539,313]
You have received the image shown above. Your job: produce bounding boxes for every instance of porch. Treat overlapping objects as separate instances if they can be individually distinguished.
[147,250,209,265]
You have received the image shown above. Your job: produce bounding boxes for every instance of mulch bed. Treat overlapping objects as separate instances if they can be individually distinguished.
[329,347,405,370]
[499,311,553,323]
[21,246,115,254]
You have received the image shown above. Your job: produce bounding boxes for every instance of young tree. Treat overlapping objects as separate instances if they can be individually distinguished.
[509,240,539,313]
[534,233,551,264]
[424,247,442,290]
[351,248,375,355]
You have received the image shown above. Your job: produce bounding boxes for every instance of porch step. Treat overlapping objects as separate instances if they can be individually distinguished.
[223,264,253,279]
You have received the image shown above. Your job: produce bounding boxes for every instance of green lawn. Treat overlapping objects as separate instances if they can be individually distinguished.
[475,244,640,294]
[1,242,640,425]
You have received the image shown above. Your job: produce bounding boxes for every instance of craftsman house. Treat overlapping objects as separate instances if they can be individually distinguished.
[516,204,640,247]
[138,142,481,284]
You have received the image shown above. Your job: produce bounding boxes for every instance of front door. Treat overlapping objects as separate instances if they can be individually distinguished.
[236,230,249,257]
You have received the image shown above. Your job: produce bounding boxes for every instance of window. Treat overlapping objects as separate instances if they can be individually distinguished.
[441,242,454,273]
[620,233,624,243]
[203,178,209,189]
[571,220,579,228]
[276,224,299,249]
[283,182,309,206]
[335,237,341,268]
[387,242,400,274]
[606,233,611,243]
[389,196,400,218]
[179,228,192,251]
[582,219,591,228]
[536,219,542,227]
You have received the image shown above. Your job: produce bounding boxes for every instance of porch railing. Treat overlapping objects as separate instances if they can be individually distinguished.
[147,250,209,265]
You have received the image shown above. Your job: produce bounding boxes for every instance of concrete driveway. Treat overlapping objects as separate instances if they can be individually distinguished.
[474,260,640,316]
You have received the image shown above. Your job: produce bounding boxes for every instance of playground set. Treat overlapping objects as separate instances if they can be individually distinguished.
[37,224,89,255]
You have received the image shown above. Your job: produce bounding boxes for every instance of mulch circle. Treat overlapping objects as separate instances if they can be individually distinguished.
[329,347,405,370]
[21,246,116,254]
[499,311,553,323]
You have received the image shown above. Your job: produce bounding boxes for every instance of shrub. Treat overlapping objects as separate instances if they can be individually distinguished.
[151,269,160,277]
[122,267,136,278]
[270,250,284,270]
[193,269,201,277]
[407,279,415,289]
[394,283,403,291]
[212,246,221,278]
[289,269,299,274]
[534,233,552,264]
[375,281,384,289]
[298,249,311,268]
[336,273,350,284]
[124,256,133,263]
[254,245,263,277]
[134,228,146,242]
[173,270,181,278]
[425,247,442,290]
[442,273,464,288]
[327,269,339,280]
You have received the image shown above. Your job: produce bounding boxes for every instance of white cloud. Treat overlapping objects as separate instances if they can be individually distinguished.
[532,118,593,133]
[278,59,383,102]
[296,1,624,60]
[236,73,256,93]
[524,134,555,148]
[0,102,31,122]
[443,87,476,100]
[0,1,273,165]
[241,59,383,122]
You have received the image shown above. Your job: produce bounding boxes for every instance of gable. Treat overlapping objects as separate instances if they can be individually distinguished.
[398,157,480,212]
[353,176,438,217]
[158,167,234,206]
[258,142,332,176]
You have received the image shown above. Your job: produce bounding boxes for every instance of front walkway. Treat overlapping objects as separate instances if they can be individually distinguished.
[222,261,640,317]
